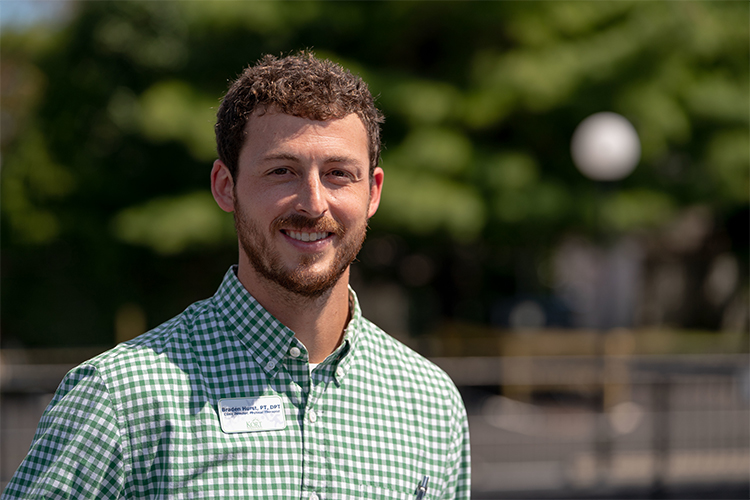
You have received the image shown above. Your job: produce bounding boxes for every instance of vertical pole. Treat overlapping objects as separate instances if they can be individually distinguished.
[650,373,670,499]
[594,330,612,487]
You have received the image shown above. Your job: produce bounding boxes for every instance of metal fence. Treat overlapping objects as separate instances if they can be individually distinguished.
[433,354,750,499]
[2,349,748,498]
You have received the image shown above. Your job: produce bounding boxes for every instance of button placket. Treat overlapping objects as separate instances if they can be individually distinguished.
[302,401,325,498]
[288,380,305,407]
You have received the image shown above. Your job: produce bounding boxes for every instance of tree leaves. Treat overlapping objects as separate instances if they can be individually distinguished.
[1,0,747,345]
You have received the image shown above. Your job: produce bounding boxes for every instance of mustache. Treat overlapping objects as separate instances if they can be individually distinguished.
[271,214,345,236]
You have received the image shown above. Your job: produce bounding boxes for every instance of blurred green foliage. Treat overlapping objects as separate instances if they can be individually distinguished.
[1,1,747,346]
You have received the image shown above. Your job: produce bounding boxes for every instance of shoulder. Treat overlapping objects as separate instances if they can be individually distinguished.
[70,296,217,391]
[357,318,463,406]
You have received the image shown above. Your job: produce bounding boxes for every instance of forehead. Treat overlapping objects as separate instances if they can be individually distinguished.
[242,110,368,155]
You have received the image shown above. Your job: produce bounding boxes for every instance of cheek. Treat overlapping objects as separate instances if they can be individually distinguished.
[239,186,290,216]
[331,192,371,224]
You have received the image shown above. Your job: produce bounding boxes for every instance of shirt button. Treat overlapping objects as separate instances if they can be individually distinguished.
[310,493,319,500]
[265,361,276,371]
[289,346,301,358]
[308,409,317,423]
[336,367,345,378]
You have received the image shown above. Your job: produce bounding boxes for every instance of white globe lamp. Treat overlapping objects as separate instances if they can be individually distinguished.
[571,112,641,181]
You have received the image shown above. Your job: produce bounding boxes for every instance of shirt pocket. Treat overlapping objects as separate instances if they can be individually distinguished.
[338,484,415,500]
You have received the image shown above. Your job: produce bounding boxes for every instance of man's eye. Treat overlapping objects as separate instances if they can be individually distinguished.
[271,168,290,175]
[329,169,354,180]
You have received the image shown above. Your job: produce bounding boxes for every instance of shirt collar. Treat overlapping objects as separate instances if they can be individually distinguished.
[212,266,363,383]
[332,287,363,383]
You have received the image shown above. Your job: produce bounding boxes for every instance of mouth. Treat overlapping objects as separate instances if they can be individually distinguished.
[273,214,344,246]
[281,230,332,243]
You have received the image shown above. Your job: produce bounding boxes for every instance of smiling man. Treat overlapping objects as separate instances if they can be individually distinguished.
[3,53,471,499]
[212,110,379,362]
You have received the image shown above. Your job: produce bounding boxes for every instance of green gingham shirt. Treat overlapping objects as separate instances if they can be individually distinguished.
[3,267,470,499]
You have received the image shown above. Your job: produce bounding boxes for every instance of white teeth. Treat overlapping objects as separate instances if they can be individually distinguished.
[287,231,327,242]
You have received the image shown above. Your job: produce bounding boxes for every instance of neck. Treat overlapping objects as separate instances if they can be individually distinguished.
[236,263,352,363]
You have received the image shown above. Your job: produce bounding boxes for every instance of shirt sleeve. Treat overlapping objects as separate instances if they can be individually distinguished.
[1,365,125,499]
[442,389,471,500]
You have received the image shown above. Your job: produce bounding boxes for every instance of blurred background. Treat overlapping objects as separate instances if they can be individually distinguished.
[1,1,748,498]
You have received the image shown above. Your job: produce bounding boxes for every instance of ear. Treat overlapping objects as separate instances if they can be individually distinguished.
[211,160,235,213]
[367,167,384,219]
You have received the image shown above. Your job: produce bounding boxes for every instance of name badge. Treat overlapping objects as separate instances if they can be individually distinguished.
[218,396,286,433]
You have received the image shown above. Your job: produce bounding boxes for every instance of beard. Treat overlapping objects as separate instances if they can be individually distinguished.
[234,204,367,299]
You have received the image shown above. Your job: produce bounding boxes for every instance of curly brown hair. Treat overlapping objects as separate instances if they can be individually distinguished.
[215,52,384,180]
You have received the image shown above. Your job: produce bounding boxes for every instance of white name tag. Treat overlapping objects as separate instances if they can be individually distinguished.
[218,396,286,433]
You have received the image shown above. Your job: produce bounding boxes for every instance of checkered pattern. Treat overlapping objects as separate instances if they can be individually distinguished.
[3,267,470,499]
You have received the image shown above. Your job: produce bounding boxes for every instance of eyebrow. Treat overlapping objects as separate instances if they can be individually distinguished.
[326,155,362,165]
[260,153,300,163]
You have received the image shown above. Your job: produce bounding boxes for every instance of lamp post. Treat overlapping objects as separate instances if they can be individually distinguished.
[570,112,640,489]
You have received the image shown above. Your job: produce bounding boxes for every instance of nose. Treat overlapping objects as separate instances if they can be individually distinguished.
[295,172,328,217]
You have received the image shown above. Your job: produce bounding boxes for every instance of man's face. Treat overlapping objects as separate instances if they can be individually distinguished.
[223,111,383,298]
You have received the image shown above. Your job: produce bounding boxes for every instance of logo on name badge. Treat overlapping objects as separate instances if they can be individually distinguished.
[218,396,286,433]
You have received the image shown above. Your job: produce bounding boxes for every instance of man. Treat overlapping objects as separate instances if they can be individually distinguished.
[3,53,470,499]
